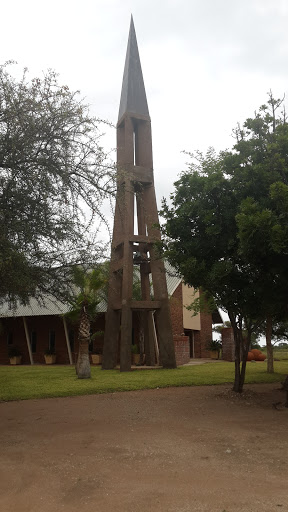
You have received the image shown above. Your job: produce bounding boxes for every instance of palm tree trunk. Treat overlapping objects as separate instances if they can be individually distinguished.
[77,306,91,379]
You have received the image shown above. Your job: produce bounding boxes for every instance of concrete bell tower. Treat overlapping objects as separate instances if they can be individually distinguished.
[102,17,176,372]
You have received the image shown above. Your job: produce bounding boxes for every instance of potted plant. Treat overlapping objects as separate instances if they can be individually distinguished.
[44,348,56,364]
[91,350,102,365]
[8,347,22,365]
[207,339,222,360]
[131,344,140,365]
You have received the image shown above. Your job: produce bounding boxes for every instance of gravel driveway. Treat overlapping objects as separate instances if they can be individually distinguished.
[0,383,287,512]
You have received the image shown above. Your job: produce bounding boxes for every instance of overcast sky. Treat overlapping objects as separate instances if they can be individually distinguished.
[1,0,288,207]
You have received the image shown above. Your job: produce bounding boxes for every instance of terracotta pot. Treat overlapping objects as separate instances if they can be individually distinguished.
[132,354,141,365]
[9,356,22,365]
[209,351,218,360]
[44,354,56,364]
[91,354,102,365]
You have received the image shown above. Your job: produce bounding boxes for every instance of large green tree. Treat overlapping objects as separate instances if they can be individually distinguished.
[161,95,288,391]
[232,95,288,373]
[0,63,114,306]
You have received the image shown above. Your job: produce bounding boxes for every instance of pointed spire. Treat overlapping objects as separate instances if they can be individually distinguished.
[118,16,149,121]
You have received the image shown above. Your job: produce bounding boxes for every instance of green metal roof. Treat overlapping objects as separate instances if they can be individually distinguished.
[0,262,181,318]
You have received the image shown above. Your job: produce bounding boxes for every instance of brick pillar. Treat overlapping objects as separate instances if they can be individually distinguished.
[173,335,190,366]
[222,327,235,361]
[194,331,201,358]
[169,283,184,336]
[193,303,213,358]
[198,309,212,358]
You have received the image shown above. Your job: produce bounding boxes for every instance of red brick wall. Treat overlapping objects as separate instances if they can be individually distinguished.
[169,283,184,335]
[199,308,213,358]
[193,292,213,358]
[169,285,213,359]
[0,286,213,364]
[0,314,106,365]
[193,330,201,358]
[173,335,190,366]
[0,317,30,364]
[170,284,191,365]
[90,315,105,355]
[0,316,72,365]
[222,327,235,362]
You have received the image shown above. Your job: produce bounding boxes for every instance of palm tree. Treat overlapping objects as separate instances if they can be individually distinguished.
[68,266,105,379]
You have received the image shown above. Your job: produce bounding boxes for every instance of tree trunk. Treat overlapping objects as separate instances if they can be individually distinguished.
[229,313,248,393]
[232,328,241,392]
[266,314,274,374]
[239,335,250,392]
[233,345,241,391]
[229,312,241,392]
[77,307,91,379]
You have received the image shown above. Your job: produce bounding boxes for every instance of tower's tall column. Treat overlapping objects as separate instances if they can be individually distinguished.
[102,17,176,371]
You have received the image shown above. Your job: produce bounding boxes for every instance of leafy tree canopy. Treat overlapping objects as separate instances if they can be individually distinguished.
[67,265,107,323]
[161,93,288,391]
[0,63,114,305]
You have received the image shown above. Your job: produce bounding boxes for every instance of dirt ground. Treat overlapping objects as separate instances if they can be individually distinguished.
[0,383,287,512]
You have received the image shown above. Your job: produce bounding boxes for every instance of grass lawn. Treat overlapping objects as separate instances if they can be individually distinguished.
[1,360,288,402]
[262,349,288,360]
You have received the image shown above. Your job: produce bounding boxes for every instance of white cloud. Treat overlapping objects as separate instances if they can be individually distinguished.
[1,0,288,210]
